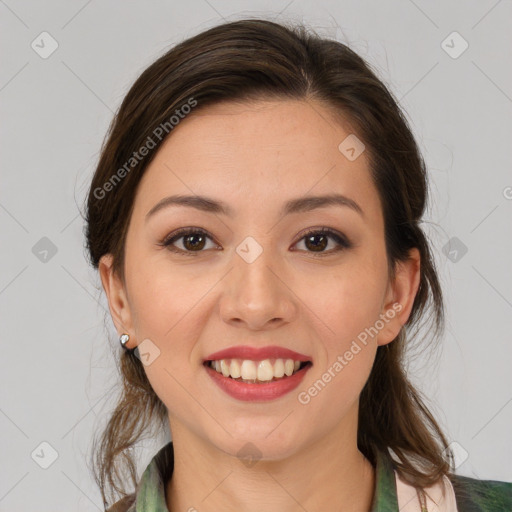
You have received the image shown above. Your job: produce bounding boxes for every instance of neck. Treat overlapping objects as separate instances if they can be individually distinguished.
[165,410,375,512]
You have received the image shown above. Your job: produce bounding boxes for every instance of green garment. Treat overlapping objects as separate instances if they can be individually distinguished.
[107,441,512,511]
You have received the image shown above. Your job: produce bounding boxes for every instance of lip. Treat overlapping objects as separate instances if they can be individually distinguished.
[204,361,312,402]
[204,345,312,362]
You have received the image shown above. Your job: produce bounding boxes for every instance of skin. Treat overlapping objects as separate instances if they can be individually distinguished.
[100,98,420,512]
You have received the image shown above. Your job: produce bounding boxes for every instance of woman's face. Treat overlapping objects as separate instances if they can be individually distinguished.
[100,99,419,460]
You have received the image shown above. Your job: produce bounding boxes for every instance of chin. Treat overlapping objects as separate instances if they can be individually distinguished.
[212,426,304,463]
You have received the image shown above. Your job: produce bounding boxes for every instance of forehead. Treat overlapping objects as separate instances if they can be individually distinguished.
[134,99,382,224]
[157,98,357,165]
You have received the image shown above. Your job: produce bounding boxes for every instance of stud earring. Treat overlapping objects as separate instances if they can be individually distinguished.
[119,333,131,350]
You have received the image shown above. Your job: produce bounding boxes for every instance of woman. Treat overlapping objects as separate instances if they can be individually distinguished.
[85,18,511,512]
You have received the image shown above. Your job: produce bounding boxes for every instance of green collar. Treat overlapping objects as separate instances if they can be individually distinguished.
[130,442,400,511]
[371,447,400,511]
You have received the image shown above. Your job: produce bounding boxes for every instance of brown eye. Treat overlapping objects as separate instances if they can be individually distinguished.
[304,233,328,252]
[161,228,217,256]
[182,232,207,251]
[293,228,352,256]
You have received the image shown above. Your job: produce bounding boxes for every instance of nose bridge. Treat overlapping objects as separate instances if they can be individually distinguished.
[220,235,294,328]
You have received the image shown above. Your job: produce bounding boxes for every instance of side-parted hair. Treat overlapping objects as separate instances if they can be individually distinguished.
[84,18,452,508]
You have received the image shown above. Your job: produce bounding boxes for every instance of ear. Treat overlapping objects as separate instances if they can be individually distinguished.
[376,247,421,347]
[98,254,135,349]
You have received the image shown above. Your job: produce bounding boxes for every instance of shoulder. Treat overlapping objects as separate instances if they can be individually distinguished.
[105,493,136,512]
[448,473,512,511]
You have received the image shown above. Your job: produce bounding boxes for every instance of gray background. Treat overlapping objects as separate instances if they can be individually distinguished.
[1,0,511,510]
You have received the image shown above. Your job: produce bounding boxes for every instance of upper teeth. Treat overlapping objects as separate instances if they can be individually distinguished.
[209,358,302,381]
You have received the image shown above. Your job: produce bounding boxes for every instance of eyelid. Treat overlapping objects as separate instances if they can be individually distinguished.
[160,227,213,246]
[293,226,351,247]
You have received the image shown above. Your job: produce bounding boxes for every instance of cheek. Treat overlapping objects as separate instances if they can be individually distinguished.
[125,258,207,404]
[295,270,384,415]
[295,259,387,403]
[124,253,223,392]
[301,262,388,347]
[126,250,203,337]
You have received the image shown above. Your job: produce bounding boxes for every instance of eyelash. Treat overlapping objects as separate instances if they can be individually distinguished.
[159,226,352,257]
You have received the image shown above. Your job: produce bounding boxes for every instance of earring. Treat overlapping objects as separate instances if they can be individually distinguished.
[119,333,131,350]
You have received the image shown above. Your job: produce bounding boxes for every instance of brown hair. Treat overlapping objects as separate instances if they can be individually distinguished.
[84,17,453,508]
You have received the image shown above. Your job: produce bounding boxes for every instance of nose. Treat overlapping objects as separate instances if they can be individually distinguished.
[219,245,297,331]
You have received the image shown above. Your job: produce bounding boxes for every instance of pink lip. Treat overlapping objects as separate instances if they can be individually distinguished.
[204,345,312,362]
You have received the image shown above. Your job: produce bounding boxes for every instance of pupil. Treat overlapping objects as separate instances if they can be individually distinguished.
[184,234,205,250]
[306,234,327,252]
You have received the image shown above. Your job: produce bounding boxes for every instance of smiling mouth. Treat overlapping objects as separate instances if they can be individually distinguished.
[204,358,312,384]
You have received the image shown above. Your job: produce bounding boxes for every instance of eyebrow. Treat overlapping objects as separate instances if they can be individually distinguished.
[145,193,364,221]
